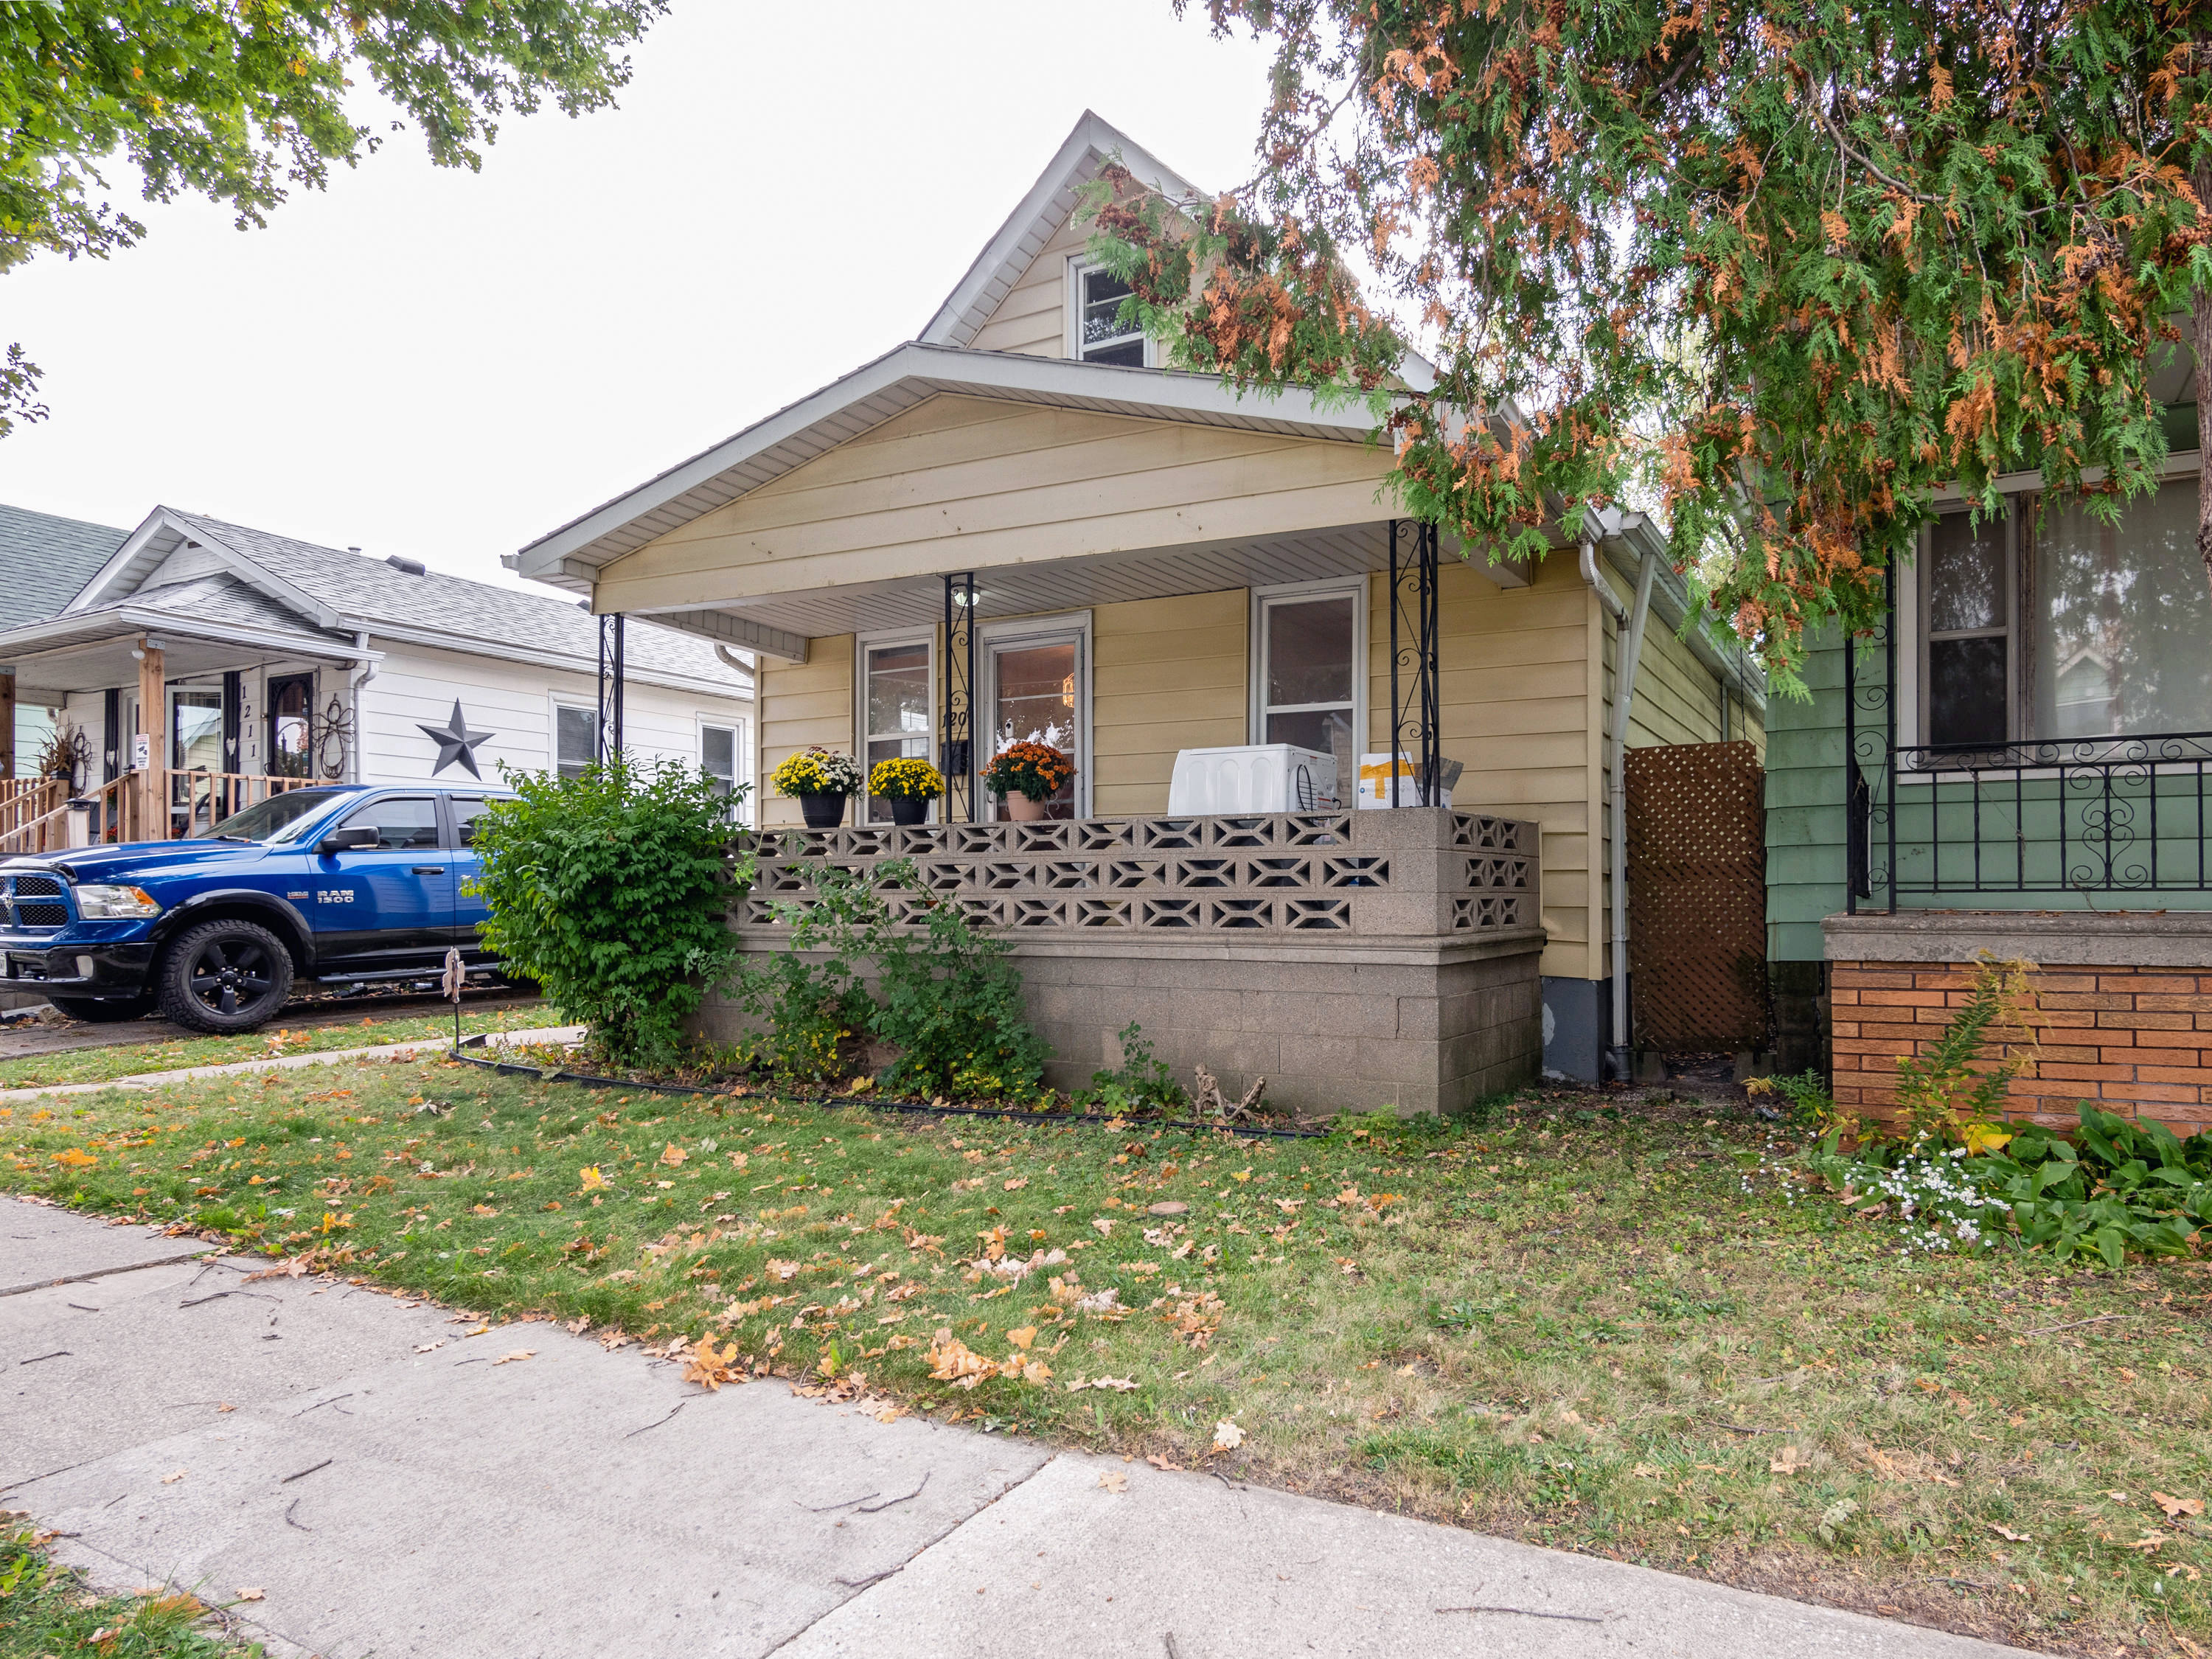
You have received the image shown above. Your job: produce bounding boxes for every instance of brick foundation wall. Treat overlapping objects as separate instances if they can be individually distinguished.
[1830,960,2212,1137]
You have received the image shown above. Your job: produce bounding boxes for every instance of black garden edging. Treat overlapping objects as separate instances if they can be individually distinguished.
[444,1048,1326,1141]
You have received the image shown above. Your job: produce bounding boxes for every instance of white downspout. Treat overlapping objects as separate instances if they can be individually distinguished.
[346,633,375,785]
[1590,539,1659,1082]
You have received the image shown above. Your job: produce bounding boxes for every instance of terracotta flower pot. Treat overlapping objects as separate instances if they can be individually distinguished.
[1005,792,1048,822]
[799,792,847,829]
[888,796,929,826]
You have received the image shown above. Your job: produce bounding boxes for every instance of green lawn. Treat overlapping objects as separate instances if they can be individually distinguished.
[0,1521,262,1658]
[0,1004,551,1091]
[2,1060,2205,1656]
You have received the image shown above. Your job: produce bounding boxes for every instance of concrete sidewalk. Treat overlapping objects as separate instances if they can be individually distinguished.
[1,1198,2032,1659]
[0,1025,585,1103]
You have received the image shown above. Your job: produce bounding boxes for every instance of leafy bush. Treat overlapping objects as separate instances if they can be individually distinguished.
[467,757,748,1065]
[1891,954,2037,1143]
[732,857,1048,1099]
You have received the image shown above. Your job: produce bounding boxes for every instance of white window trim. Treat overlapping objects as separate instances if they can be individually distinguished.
[1065,257,1154,368]
[978,611,1092,819]
[854,627,938,824]
[1248,575,1368,754]
[696,712,751,824]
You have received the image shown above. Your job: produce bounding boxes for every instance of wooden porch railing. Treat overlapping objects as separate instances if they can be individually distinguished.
[0,770,325,854]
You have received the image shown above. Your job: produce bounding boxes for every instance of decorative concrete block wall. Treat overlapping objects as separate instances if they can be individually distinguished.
[696,807,1546,1118]
[1824,914,2212,1137]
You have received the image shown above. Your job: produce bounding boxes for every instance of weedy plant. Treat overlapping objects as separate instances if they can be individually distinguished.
[1795,956,2212,1266]
[1079,1020,1188,1114]
[732,858,1048,1099]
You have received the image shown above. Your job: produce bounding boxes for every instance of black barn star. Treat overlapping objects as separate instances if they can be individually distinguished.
[417,700,495,778]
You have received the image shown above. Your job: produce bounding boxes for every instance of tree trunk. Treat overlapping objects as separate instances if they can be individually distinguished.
[2197,159,2212,598]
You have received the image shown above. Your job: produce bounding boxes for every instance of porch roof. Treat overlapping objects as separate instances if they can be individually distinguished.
[0,574,366,704]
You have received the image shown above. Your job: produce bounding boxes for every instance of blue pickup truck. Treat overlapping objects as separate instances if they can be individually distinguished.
[0,785,512,1033]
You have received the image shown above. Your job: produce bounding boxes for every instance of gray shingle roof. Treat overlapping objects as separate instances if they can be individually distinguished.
[0,504,127,630]
[132,571,357,640]
[171,512,748,689]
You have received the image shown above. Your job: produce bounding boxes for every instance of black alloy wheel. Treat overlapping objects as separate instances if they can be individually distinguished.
[156,919,294,1033]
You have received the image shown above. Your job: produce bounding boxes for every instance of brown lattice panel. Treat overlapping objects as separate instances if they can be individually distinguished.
[1625,741,1768,1049]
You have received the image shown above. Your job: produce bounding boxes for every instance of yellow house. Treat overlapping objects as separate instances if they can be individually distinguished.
[513,113,1764,1103]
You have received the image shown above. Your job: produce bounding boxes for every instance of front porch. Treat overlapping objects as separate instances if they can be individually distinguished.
[697,804,1545,1116]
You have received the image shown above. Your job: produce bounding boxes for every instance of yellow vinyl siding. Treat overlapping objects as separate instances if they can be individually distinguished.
[967,212,1088,357]
[592,395,1397,614]
[1092,590,1245,814]
[1625,616,1725,749]
[1366,555,1601,981]
[759,633,855,829]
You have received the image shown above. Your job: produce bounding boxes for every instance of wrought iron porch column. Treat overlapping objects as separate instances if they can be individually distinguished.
[1387,520,1441,806]
[597,612,626,762]
[942,572,978,821]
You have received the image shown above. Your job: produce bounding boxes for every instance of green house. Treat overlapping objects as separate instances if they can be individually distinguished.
[1764,443,2212,1135]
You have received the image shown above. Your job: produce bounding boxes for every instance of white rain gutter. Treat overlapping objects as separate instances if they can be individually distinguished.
[1582,536,1658,1081]
[346,632,375,785]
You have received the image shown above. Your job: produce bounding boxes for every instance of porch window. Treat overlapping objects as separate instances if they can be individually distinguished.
[1253,580,1363,765]
[860,638,933,823]
[983,616,1088,819]
[267,673,316,779]
[555,705,594,779]
[1075,264,1146,367]
[1917,481,2212,745]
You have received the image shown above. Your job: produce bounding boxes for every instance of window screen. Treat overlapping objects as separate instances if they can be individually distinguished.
[863,641,931,823]
[1260,591,1358,757]
[556,706,594,779]
[1924,512,2011,748]
[701,725,738,798]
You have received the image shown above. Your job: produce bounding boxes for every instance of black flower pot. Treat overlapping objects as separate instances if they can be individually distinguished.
[888,796,929,827]
[799,792,847,829]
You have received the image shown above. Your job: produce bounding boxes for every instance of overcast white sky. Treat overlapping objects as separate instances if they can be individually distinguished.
[1,3,1273,592]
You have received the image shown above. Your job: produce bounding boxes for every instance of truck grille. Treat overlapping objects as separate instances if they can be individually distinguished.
[3,874,70,929]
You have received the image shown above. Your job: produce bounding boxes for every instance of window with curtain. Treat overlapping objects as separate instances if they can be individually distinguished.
[1919,481,2212,745]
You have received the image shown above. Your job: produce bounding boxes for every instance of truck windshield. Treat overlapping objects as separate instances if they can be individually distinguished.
[212,789,352,844]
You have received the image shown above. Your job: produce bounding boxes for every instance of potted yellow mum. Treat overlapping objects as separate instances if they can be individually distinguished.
[869,757,945,825]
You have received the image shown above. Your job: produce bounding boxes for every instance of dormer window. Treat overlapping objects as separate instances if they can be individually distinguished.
[1074,263,1147,366]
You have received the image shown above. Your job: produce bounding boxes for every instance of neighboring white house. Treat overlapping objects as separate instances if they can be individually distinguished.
[0,505,754,840]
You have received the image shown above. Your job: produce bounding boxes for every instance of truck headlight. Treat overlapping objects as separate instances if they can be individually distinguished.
[74,884,162,919]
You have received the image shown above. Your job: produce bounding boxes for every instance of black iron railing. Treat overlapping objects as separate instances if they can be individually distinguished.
[1853,728,2212,908]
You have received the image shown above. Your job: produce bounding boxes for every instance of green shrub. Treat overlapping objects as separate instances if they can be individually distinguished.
[467,757,748,1065]
[733,857,1048,1099]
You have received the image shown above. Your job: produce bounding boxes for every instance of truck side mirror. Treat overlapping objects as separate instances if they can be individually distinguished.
[317,825,382,855]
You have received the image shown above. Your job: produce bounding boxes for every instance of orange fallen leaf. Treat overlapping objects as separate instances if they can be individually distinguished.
[2153,1492,2205,1520]
[1098,1470,1128,1493]
[658,1145,686,1167]
[491,1349,535,1366]
[234,1587,265,1603]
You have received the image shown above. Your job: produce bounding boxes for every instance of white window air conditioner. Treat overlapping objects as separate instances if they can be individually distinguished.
[1166,745,1339,815]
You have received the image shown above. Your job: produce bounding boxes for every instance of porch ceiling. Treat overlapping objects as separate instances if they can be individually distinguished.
[640,519,1524,647]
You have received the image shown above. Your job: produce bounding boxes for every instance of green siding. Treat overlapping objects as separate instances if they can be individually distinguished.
[1764,624,2212,962]
[1764,625,1854,961]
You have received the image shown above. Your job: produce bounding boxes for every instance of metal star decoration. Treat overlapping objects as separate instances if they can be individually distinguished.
[417,700,495,778]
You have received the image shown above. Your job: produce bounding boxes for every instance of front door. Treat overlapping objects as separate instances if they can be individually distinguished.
[309,794,452,973]
[985,629,1084,819]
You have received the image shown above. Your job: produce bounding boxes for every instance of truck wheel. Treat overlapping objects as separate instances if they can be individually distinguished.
[50,993,155,1023]
[156,919,293,1033]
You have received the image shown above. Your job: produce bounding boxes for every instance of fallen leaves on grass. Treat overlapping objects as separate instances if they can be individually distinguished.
[578,1166,608,1192]
[1986,1522,2032,1543]
[2154,1492,2205,1520]
[1065,1376,1139,1393]
[1163,1290,1225,1347]
[1212,1419,1245,1452]
[1769,1446,1812,1475]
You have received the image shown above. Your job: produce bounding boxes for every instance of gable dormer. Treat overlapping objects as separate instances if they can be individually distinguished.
[919,111,1199,366]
